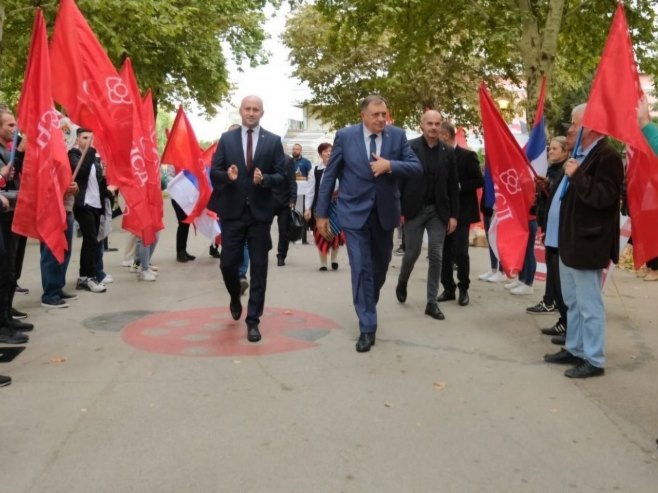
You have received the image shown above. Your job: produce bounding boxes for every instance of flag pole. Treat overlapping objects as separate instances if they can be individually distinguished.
[72,135,95,180]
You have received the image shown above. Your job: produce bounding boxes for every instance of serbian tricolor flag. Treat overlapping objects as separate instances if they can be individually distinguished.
[13,9,72,263]
[118,58,161,245]
[479,83,536,275]
[524,76,548,177]
[160,106,212,225]
[582,2,658,267]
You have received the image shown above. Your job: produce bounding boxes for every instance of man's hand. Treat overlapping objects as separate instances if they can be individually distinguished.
[227,164,238,182]
[637,94,651,128]
[0,194,9,210]
[107,185,118,194]
[447,218,457,235]
[370,154,392,177]
[1,164,15,180]
[316,217,333,241]
[17,136,26,152]
[289,202,295,209]
[303,210,312,221]
[563,158,579,178]
[66,182,79,196]
[253,168,263,186]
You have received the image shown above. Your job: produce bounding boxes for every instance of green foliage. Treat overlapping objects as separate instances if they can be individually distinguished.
[283,0,658,132]
[0,0,276,115]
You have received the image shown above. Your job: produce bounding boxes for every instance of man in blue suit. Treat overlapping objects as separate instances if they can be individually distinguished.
[316,95,422,352]
[210,95,286,343]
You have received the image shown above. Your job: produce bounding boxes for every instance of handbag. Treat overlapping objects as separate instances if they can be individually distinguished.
[287,208,304,242]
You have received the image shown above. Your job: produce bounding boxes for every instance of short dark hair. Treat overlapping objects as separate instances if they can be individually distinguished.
[439,120,456,139]
[360,94,387,112]
[76,127,92,136]
[317,142,332,155]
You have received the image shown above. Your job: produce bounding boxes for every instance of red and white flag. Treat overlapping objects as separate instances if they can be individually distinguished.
[479,83,536,275]
[582,2,658,267]
[13,9,72,263]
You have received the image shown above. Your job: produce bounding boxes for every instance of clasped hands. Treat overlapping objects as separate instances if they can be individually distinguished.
[228,164,263,185]
[370,154,391,177]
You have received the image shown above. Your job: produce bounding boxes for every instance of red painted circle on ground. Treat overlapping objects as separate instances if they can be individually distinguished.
[121,307,342,357]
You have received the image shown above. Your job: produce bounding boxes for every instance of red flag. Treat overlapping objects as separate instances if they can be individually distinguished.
[160,106,211,224]
[13,9,71,263]
[118,58,161,244]
[201,142,218,167]
[582,2,658,267]
[455,127,468,149]
[141,90,165,233]
[479,82,536,275]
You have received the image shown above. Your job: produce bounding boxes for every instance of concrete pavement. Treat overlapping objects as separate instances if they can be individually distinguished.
[2,206,658,492]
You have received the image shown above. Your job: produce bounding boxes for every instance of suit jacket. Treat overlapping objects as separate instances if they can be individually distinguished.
[316,123,422,231]
[453,146,484,225]
[558,139,624,270]
[400,137,459,225]
[272,155,297,210]
[210,127,286,222]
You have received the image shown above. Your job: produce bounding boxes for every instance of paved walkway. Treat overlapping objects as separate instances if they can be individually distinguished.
[2,206,658,492]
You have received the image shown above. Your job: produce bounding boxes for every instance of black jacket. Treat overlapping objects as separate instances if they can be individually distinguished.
[272,155,297,210]
[69,146,109,208]
[453,146,483,225]
[400,137,459,224]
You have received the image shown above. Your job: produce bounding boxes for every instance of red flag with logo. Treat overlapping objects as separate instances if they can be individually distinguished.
[160,106,211,224]
[141,90,165,233]
[118,58,160,244]
[479,83,535,275]
[13,9,71,263]
[582,2,658,267]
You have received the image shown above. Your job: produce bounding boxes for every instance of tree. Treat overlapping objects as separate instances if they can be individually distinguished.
[283,0,658,130]
[0,0,277,115]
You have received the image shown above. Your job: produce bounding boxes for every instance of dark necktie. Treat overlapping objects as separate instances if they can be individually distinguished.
[369,134,377,161]
[246,129,253,171]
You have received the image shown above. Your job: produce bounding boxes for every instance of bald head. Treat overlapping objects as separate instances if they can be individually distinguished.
[240,95,264,129]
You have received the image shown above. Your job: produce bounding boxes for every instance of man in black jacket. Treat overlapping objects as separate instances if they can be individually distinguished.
[395,110,459,320]
[70,128,107,294]
[437,120,484,306]
[273,154,297,266]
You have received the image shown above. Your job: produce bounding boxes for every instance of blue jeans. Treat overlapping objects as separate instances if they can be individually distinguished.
[136,234,159,271]
[95,240,106,282]
[559,258,605,367]
[483,213,503,271]
[519,219,538,285]
[40,212,74,303]
[239,242,249,279]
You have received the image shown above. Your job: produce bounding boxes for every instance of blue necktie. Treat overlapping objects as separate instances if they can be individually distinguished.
[369,134,377,161]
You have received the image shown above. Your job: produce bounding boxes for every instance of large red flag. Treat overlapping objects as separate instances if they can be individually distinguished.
[118,58,161,244]
[201,142,218,167]
[13,9,71,263]
[479,83,536,275]
[141,90,165,233]
[582,2,658,267]
[160,106,211,224]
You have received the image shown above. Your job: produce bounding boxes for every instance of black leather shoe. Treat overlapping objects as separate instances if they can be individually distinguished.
[11,308,27,319]
[564,361,604,378]
[229,301,242,321]
[9,319,33,332]
[544,348,584,365]
[247,324,261,342]
[277,256,285,266]
[551,335,566,345]
[331,262,338,270]
[395,280,407,303]
[0,328,29,344]
[176,252,188,263]
[437,290,456,302]
[209,246,221,258]
[185,251,196,261]
[458,289,469,306]
[424,303,445,320]
[356,332,376,352]
[0,374,11,387]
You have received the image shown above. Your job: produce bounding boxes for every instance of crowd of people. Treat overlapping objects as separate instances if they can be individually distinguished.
[1,92,656,386]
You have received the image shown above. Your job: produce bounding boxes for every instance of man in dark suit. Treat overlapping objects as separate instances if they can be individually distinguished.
[272,154,297,266]
[395,110,459,321]
[437,120,484,306]
[210,95,286,343]
[543,103,624,378]
[316,94,422,352]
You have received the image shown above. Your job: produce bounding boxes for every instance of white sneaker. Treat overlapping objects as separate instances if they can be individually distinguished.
[149,265,159,272]
[486,271,507,283]
[146,268,159,277]
[478,270,495,281]
[504,279,522,289]
[83,278,107,293]
[121,259,133,267]
[100,274,114,284]
[138,271,157,282]
[511,283,534,295]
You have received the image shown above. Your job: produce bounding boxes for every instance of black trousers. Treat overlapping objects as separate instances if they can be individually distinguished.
[273,205,291,259]
[171,200,190,254]
[545,246,567,327]
[0,212,17,323]
[219,206,272,326]
[73,205,101,278]
[441,223,471,291]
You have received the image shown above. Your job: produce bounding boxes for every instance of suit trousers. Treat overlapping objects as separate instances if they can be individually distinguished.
[343,209,394,333]
[0,211,16,323]
[219,206,272,325]
[399,205,447,303]
[559,258,605,368]
[441,222,470,292]
[273,205,291,259]
[171,200,190,254]
[73,205,101,278]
